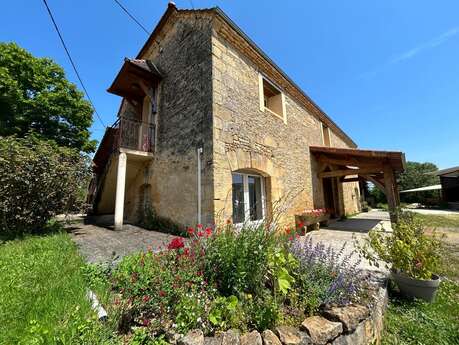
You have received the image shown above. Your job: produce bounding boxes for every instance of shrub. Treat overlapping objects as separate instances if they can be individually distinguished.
[290,237,367,315]
[357,211,442,280]
[203,223,278,296]
[0,136,91,236]
[138,205,185,236]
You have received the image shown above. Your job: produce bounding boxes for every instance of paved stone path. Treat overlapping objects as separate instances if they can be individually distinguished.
[68,222,177,263]
[305,210,391,273]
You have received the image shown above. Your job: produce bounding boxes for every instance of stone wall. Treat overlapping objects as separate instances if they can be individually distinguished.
[211,30,360,225]
[121,12,215,227]
[175,275,388,345]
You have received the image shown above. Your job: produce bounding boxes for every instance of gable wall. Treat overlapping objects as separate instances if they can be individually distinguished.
[119,12,215,227]
[211,26,360,224]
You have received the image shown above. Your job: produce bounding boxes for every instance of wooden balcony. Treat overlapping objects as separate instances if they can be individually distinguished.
[113,116,155,153]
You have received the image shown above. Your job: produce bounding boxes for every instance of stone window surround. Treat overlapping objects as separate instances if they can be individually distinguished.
[258,73,287,124]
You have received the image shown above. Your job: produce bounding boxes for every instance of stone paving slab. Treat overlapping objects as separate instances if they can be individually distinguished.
[68,222,177,263]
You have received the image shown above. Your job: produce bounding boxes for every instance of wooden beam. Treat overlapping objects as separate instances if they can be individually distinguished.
[319,167,383,178]
[341,177,361,183]
[316,155,384,169]
[361,175,386,194]
[384,165,399,223]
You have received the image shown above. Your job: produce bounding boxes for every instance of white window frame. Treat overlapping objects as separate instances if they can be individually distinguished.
[232,172,266,225]
[258,73,287,124]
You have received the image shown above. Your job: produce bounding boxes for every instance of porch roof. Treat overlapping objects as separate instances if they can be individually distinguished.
[107,58,162,100]
[310,146,406,173]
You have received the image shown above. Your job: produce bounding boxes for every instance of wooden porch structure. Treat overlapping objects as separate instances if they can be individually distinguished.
[310,146,406,222]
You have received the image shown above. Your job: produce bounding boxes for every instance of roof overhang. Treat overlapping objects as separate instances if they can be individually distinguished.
[310,146,406,174]
[400,184,442,193]
[431,166,459,177]
[107,58,162,100]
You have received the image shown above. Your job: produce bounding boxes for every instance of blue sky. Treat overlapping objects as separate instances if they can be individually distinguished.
[1,0,458,168]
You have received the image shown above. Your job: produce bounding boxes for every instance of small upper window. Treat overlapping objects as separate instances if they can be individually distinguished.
[322,124,331,147]
[259,74,286,122]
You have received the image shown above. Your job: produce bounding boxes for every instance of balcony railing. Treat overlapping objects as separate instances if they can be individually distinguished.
[113,117,155,153]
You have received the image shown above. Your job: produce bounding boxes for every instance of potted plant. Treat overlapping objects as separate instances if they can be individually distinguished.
[296,208,331,232]
[357,211,442,302]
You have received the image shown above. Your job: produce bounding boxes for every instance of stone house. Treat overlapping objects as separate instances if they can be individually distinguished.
[89,4,405,229]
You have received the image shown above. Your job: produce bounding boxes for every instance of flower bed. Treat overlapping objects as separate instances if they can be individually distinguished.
[295,208,331,232]
[101,221,378,344]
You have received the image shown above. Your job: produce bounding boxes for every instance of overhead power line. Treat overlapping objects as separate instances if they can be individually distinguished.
[41,0,106,128]
[112,0,150,35]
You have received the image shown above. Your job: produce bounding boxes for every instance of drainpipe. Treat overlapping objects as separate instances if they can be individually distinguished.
[197,147,203,224]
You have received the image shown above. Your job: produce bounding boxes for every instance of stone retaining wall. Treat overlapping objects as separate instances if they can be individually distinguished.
[175,275,387,345]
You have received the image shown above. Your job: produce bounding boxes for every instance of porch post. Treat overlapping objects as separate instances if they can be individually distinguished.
[383,165,399,223]
[114,152,127,230]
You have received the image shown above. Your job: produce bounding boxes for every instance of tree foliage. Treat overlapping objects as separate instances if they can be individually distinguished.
[0,136,91,236]
[0,42,96,153]
[399,161,440,204]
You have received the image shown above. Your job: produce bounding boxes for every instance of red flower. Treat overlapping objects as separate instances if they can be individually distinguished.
[183,248,190,256]
[297,222,305,229]
[159,290,167,297]
[142,318,150,326]
[205,227,212,236]
[197,224,203,229]
[285,228,291,235]
[197,231,204,237]
[167,237,185,250]
[288,236,294,241]
[187,227,195,235]
[142,295,150,303]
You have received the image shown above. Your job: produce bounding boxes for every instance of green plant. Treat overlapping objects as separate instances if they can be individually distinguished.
[139,205,184,236]
[244,293,280,330]
[0,136,91,236]
[267,248,297,296]
[357,211,442,279]
[204,222,278,296]
[175,292,207,333]
[208,295,242,330]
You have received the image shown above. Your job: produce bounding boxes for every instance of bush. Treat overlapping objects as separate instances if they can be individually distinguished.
[203,223,278,296]
[357,211,442,280]
[290,238,367,315]
[138,205,184,236]
[0,136,91,236]
[109,222,371,336]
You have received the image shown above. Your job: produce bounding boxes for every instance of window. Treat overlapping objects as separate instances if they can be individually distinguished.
[322,123,331,147]
[232,172,266,224]
[259,74,286,123]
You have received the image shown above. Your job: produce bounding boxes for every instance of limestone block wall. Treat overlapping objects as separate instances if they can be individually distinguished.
[120,12,215,227]
[211,32,360,225]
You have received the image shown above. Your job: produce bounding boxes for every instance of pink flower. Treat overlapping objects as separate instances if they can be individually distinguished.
[187,227,195,235]
[205,227,212,236]
[197,224,203,229]
[197,231,204,237]
[142,295,150,303]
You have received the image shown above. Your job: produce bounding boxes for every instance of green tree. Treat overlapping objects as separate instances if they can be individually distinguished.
[398,161,440,204]
[0,42,96,153]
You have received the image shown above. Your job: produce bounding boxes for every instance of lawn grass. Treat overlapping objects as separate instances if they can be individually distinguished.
[382,212,459,345]
[415,213,459,229]
[382,280,459,345]
[0,232,117,344]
